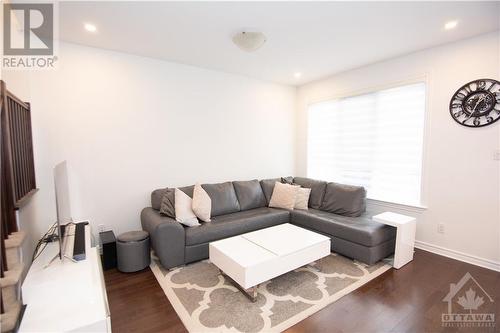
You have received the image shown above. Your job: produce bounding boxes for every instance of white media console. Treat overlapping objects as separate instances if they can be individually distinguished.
[19,224,111,332]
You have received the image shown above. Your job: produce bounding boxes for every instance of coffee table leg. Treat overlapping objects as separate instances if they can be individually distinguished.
[318,257,324,272]
[308,257,324,272]
[247,286,258,302]
[219,270,259,302]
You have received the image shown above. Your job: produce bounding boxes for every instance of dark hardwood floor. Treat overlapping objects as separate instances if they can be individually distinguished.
[104,249,500,332]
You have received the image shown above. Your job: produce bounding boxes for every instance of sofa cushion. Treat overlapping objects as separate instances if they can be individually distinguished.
[151,188,167,210]
[269,182,299,210]
[260,178,280,204]
[179,185,194,198]
[292,177,327,209]
[192,183,211,222]
[151,185,194,210]
[290,209,395,247]
[202,182,240,217]
[233,180,267,211]
[294,187,311,210]
[159,188,175,218]
[174,188,200,227]
[321,182,366,217]
[185,207,290,246]
[281,176,294,184]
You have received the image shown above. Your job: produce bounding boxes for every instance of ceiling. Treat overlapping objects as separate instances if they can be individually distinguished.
[59,1,500,86]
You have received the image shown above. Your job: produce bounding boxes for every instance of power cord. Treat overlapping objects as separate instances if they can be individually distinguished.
[32,222,58,262]
[32,221,82,263]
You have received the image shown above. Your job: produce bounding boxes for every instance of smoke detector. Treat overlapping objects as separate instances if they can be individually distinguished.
[232,31,267,52]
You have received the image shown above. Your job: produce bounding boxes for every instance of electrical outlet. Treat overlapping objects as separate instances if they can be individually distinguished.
[438,223,445,234]
[98,224,105,233]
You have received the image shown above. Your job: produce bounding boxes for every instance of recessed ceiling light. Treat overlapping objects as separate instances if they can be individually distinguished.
[294,72,302,79]
[444,20,458,30]
[84,23,97,33]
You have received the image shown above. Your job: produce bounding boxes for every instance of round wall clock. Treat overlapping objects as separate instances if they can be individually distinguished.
[449,78,500,128]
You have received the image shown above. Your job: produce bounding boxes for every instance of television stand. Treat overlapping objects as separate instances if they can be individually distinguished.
[43,252,77,269]
[19,223,111,332]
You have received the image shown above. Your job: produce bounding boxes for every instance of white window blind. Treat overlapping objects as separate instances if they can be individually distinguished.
[307,82,426,206]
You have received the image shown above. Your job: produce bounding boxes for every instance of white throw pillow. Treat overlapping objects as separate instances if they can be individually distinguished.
[269,182,299,210]
[192,183,211,222]
[295,187,311,210]
[174,188,200,227]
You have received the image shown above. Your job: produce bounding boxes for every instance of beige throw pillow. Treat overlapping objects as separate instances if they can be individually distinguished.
[269,182,299,210]
[295,187,311,210]
[174,188,200,227]
[192,183,211,222]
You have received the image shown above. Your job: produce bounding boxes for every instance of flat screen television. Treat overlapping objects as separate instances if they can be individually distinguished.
[53,161,73,260]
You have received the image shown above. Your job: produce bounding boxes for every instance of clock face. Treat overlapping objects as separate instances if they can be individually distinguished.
[449,79,500,127]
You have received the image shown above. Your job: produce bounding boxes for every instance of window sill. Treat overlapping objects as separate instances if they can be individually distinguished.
[366,198,427,214]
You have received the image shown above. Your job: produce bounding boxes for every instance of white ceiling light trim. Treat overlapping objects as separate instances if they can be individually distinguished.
[232,31,267,52]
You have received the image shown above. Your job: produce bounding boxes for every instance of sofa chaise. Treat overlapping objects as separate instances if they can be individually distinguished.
[141,177,396,269]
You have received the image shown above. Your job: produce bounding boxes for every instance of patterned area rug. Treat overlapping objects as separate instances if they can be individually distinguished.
[150,253,391,333]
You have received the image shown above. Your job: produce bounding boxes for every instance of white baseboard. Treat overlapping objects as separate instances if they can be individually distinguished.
[415,240,500,272]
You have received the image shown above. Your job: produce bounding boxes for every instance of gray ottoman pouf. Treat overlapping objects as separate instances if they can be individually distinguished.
[116,230,150,272]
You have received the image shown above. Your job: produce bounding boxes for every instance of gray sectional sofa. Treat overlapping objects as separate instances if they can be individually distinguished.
[141,177,396,269]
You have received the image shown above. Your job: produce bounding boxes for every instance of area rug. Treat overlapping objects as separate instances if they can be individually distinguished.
[150,253,391,333]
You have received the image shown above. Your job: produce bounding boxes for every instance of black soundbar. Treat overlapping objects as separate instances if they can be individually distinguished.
[73,222,88,261]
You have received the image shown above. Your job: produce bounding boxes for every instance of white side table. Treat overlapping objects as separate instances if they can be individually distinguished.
[373,212,416,269]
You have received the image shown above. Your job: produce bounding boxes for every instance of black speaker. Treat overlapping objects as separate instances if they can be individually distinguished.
[100,230,117,270]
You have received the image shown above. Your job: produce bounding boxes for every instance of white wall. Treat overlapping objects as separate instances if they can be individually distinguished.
[9,42,296,242]
[296,32,500,269]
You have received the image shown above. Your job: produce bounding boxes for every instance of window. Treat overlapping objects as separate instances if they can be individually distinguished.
[307,82,426,206]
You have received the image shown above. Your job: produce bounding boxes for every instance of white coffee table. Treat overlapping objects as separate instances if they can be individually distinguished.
[209,224,330,301]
